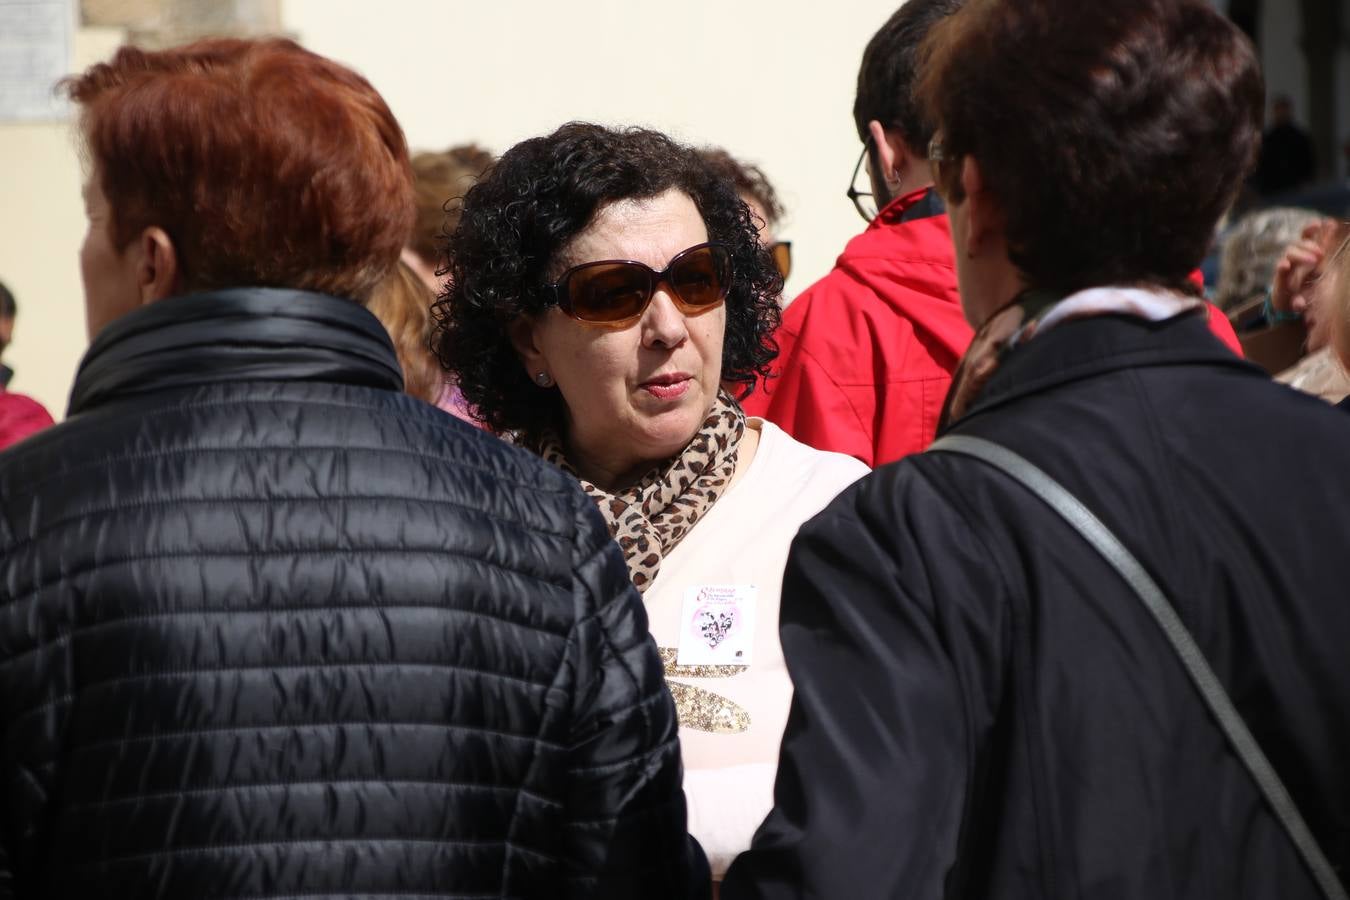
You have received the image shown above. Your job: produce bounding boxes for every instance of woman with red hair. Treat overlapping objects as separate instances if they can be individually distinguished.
[0,38,703,899]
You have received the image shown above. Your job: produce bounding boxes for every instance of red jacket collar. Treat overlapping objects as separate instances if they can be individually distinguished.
[871,186,943,228]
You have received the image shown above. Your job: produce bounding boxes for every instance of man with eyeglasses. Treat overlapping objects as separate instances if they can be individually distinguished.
[742,0,1242,467]
[739,0,972,467]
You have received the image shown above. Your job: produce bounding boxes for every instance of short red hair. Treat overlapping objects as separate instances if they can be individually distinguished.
[65,37,414,301]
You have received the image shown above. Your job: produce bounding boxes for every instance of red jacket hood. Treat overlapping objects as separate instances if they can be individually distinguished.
[0,390,54,451]
[741,188,971,461]
[787,187,972,363]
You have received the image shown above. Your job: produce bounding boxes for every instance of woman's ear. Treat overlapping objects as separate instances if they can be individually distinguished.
[959,156,1005,259]
[508,315,548,379]
[136,226,180,304]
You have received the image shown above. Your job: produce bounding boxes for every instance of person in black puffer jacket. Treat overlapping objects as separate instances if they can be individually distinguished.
[0,38,705,900]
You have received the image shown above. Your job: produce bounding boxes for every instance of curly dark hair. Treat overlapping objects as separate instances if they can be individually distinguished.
[696,147,785,228]
[431,122,782,441]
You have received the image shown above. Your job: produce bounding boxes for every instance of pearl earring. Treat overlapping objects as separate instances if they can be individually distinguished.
[535,372,554,387]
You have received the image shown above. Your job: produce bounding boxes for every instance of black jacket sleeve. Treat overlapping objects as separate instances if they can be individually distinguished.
[722,463,1010,899]
[0,527,68,900]
[556,492,710,899]
[0,511,15,900]
[0,824,11,900]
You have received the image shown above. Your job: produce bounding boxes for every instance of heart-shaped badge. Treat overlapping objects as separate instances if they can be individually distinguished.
[699,609,735,649]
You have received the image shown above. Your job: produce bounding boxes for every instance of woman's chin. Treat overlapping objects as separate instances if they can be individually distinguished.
[633,406,709,457]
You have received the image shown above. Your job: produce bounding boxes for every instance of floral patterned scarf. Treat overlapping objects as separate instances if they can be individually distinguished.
[938,286,1205,430]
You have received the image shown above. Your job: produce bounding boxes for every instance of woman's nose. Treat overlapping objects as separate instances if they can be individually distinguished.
[640,288,689,349]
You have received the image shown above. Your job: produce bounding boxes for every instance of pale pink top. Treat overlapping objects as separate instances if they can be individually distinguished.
[644,419,869,876]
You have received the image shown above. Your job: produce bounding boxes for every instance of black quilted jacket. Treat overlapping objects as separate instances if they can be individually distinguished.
[0,289,706,899]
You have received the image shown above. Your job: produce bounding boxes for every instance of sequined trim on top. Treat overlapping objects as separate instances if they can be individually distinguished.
[659,647,748,679]
[659,647,750,734]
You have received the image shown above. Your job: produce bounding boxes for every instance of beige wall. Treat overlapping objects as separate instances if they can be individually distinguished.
[284,0,902,293]
[0,1,906,418]
[0,27,123,418]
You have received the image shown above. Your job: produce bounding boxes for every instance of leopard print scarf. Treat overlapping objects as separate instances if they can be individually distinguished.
[533,389,746,592]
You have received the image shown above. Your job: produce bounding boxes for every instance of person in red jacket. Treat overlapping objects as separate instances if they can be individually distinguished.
[743,0,1241,468]
[0,392,53,450]
[0,281,54,450]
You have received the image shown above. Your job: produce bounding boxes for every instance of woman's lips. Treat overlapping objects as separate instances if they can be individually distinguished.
[641,375,692,399]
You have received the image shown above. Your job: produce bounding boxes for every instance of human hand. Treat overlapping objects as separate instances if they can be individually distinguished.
[1271,218,1339,315]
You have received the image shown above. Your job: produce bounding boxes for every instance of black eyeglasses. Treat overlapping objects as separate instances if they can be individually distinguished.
[768,241,792,280]
[928,132,951,198]
[846,141,877,223]
[546,241,732,326]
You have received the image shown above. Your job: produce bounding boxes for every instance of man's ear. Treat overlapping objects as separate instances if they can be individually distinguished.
[507,314,549,379]
[866,119,903,189]
[135,227,180,304]
[959,156,1005,258]
[868,119,931,197]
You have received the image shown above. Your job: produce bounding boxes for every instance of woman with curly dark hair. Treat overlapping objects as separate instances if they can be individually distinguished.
[433,122,867,880]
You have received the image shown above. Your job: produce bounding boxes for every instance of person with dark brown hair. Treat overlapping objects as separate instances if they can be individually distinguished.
[695,148,783,238]
[723,1,1350,897]
[403,143,494,290]
[0,38,702,899]
[394,144,493,420]
[695,148,792,291]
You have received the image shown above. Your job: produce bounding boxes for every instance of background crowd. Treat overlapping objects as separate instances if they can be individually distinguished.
[1,0,1349,898]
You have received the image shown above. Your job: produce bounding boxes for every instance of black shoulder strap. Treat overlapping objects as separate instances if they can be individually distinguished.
[928,433,1347,900]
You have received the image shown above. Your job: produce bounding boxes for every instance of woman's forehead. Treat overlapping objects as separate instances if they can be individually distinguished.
[558,189,708,271]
